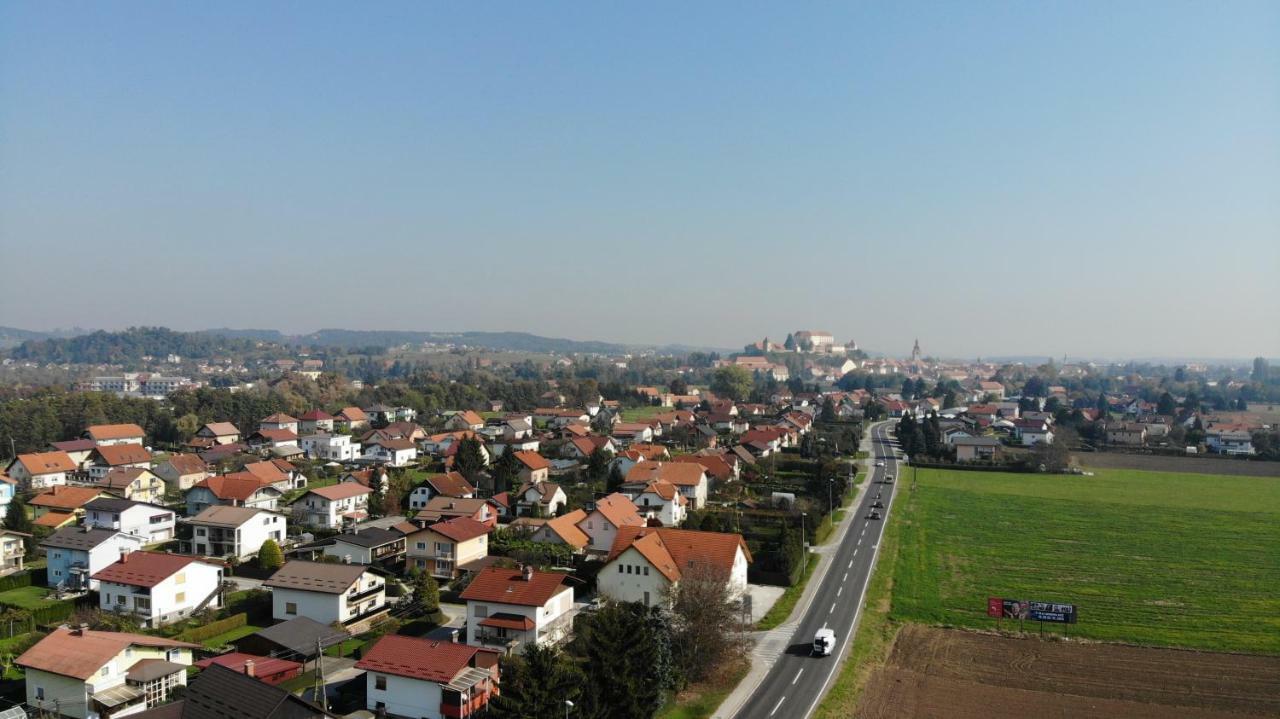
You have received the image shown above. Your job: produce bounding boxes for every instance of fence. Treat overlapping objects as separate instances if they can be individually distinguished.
[175,612,247,643]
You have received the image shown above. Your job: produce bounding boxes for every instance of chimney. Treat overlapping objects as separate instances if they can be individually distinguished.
[450,629,460,644]
[120,549,130,564]
[243,660,255,677]
[522,564,533,582]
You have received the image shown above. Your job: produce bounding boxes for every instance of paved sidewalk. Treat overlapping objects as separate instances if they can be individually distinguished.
[714,429,879,719]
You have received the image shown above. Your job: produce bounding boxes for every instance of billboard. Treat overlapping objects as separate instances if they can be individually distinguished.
[987,597,1077,623]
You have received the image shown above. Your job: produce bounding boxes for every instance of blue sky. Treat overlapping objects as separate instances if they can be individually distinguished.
[2,2,1277,358]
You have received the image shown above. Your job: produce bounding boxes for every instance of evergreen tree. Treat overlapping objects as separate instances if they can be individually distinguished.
[411,570,440,613]
[492,448,521,495]
[256,538,284,570]
[1157,391,1177,416]
[607,462,625,493]
[586,447,611,482]
[490,644,583,719]
[901,378,915,400]
[575,602,674,719]
[455,437,486,481]
[820,397,836,422]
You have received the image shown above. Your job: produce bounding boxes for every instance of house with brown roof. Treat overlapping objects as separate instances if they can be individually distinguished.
[246,427,300,450]
[298,409,335,435]
[528,509,590,552]
[361,437,418,467]
[560,435,617,460]
[152,453,209,492]
[512,450,550,485]
[598,527,752,607]
[30,485,111,527]
[576,493,644,553]
[414,496,497,528]
[93,551,224,627]
[358,635,501,719]
[49,438,97,471]
[407,471,476,510]
[621,480,688,526]
[407,517,491,580]
[195,422,241,446]
[264,560,387,628]
[625,462,709,509]
[87,444,153,481]
[182,506,286,561]
[513,479,566,517]
[17,626,199,719]
[95,467,165,503]
[445,410,486,432]
[290,483,372,529]
[244,459,307,492]
[461,565,575,651]
[8,451,78,491]
[185,472,283,516]
[260,413,300,434]
[84,423,146,447]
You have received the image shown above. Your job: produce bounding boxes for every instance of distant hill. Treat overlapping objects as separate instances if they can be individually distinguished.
[7,327,263,364]
[204,328,289,343]
[0,326,85,350]
[293,329,629,355]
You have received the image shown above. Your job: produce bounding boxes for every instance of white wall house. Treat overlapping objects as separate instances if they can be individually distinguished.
[182,506,287,561]
[6,452,75,491]
[357,635,500,719]
[290,483,373,529]
[460,566,575,651]
[577,493,644,554]
[300,433,360,461]
[624,480,688,527]
[264,561,387,627]
[84,499,176,544]
[185,473,282,516]
[361,438,418,467]
[598,527,751,608]
[94,552,224,627]
[41,527,147,591]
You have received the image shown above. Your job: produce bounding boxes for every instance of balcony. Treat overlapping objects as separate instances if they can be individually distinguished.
[346,584,385,603]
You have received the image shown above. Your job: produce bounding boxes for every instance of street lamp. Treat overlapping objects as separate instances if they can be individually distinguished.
[801,512,809,579]
[828,477,834,513]
[565,699,574,719]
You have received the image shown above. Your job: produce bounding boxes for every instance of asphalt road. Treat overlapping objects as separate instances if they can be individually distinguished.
[734,422,901,719]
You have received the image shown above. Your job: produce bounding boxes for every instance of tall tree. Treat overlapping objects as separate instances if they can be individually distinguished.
[666,562,743,686]
[455,436,486,482]
[256,538,284,570]
[607,462,625,493]
[586,447,611,482]
[820,397,837,422]
[3,495,34,555]
[489,644,583,719]
[574,602,674,719]
[710,366,753,402]
[1253,357,1270,383]
[1157,391,1177,416]
[491,447,521,495]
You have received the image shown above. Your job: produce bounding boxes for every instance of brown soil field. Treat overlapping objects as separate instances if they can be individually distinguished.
[857,625,1280,718]
[1077,452,1280,477]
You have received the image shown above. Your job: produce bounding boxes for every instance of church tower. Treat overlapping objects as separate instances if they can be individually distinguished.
[911,338,921,364]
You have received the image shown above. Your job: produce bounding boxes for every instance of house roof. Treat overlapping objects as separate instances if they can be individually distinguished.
[162,453,208,476]
[672,454,733,481]
[368,437,416,451]
[202,422,241,437]
[513,450,550,471]
[356,634,487,684]
[625,462,706,487]
[13,451,77,476]
[93,444,153,467]
[423,516,490,543]
[93,551,210,588]
[188,505,274,528]
[607,527,752,583]
[589,493,643,529]
[85,423,146,441]
[330,527,403,549]
[16,626,198,680]
[478,613,535,631]
[193,652,302,677]
[243,461,289,484]
[454,410,485,426]
[242,616,349,657]
[166,662,337,719]
[40,525,127,551]
[30,485,107,509]
[263,561,367,594]
[304,483,372,502]
[253,428,299,443]
[423,471,475,498]
[460,566,571,607]
[84,497,146,514]
[194,473,280,502]
[261,413,299,424]
[50,439,96,453]
[953,436,1002,447]
[541,509,590,549]
[516,480,562,504]
[98,467,156,490]
[336,406,368,421]
[33,511,76,528]
[633,479,686,504]
[416,496,490,522]
[298,409,334,421]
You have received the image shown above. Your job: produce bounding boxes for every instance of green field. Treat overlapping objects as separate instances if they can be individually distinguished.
[620,405,672,422]
[892,467,1280,653]
[0,586,53,610]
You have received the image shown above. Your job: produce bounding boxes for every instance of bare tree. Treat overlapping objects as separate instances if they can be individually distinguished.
[664,561,747,686]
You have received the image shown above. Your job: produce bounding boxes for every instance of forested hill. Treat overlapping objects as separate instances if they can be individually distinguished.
[295,329,629,354]
[7,327,265,364]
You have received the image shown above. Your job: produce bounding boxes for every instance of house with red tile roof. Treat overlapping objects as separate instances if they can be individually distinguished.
[513,479,566,517]
[259,413,300,433]
[445,410,486,432]
[407,516,491,580]
[291,483,372,529]
[598,527,752,607]
[6,451,77,490]
[87,444,153,480]
[624,462,709,509]
[195,422,242,446]
[298,409,336,435]
[334,406,370,431]
[621,479,688,526]
[575,493,644,553]
[512,450,550,485]
[93,551,224,628]
[152,453,209,492]
[414,497,497,529]
[193,652,303,686]
[529,509,590,552]
[460,566,575,650]
[186,473,283,516]
[407,471,476,510]
[357,635,500,719]
[83,423,146,446]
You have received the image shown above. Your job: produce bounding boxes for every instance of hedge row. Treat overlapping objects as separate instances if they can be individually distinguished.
[0,572,33,593]
[176,612,247,643]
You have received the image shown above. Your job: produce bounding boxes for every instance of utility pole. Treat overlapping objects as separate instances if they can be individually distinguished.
[313,638,327,712]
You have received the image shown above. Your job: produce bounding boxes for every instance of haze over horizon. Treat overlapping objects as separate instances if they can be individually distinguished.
[2,2,1277,358]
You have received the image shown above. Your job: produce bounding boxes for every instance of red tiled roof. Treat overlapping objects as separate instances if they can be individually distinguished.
[425,516,490,543]
[195,473,278,501]
[193,652,302,678]
[355,635,489,684]
[589,493,643,529]
[93,444,152,467]
[541,509,589,549]
[460,566,570,606]
[299,409,335,421]
[162,453,207,476]
[14,451,77,476]
[424,471,475,498]
[513,451,550,471]
[625,462,706,487]
[607,526,751,582]
[85,424,146,441]
[478,613,535,631]
[29,485,106,509]
[308,483,372,501]
[16,627,197,680]
[92,551,208,588]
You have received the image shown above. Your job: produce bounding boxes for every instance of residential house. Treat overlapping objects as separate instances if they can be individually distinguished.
[512,451,550,485]
[298,410,336,435]
[954,436,1003,461]
[513,479,566,517]
[7,451,76,490]
[407,517,490,580]
[1106,423,1148,446]
[50,439,97,471]
[195,422,241,446]
[445,411,486,432]
[192,653,303,686]
[96,468,166,503]
[340,467,390,496]
[622,480,688,527]
[624,462,709,509]
[231,616,350,663]
[30,486,111,531]
[576,493,644,554]
[1207,430,1255,456]
[300,433,360,462]
[131,662,336,719]
[290,483,372,529]
[529,510,590,552]
[461,565,575,651]
[414,497,497,529]
[264,561,387,628]
[243,459,307,491]
[152,454,209,493]
[408,471,476,510]
[598,527,752,608]
[185,473,283,516]
[17,626,198,719]
[84,424,146,447]
[84,498,176,544]
[0,529,28,576]
[319,528,406,566]
[87,445,153,482]
[561,436,616,460]
[978,381,1006,401]
[246,428,300,450]
[259,413,300,434]
[93,551,224,628]
[0,474,14,524]
[358,635,501,719]
[182,506,286,560]
[362,438,418,467]
[41,527,146,591]
[611,423,655,445]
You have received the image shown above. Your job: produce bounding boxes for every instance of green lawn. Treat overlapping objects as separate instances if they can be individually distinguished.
[755,553,820,630]
[0,586,53,610]
[199,624,262,648]
[891,467,1280,653]
[620,405,671,422]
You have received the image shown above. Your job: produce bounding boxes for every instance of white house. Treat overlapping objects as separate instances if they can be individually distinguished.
[84,423,147,447]
[513,479,567,517]
[576,493,644,554]
[40,527,147,592]
[362,438,418,467]
[598,527,751,608]
[185,473,282,516]
[624,462,708,509]
[1207,430,1256,456]
[93,551,224,628]
[460,565,575,651]
[6,451,76,491]
[264,560,387,628]
[300,433,361,462]
[623,479,688,527]
[357,635,500,719]
[181,505,287,561]
[16,626,198,719]
[407,471,475,510]
[260,413,300,434]
[83,498,176,544]
[291,483,373,529]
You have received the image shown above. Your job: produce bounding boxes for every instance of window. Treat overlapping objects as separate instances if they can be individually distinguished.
[175,573,186,585]
[626,565,632,574]
[643,566,649,576]
[643,591,651,606]
[101,666,110,677]
[285,602,297,615]
[474,605,488,618]
[618,565,623,573]
[195,528,206,537]
[35,687,44,701]
[116,595,126,605]
[416,542,426,550]
[175,592,185,603]
[375,675,387,690]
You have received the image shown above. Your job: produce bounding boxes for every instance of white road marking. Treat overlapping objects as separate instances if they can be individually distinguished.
[829,602,836,614]
[842,572,848,582]
[853,548,858,556]
[792,668,804,685]
[837,586,843,597]
[770,696,786,716]
[847,560,853,569]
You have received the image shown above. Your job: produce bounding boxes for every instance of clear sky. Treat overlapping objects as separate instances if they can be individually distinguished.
[2,2,1277,359]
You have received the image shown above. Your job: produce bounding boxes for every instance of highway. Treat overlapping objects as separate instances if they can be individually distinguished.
[733,422,901,719]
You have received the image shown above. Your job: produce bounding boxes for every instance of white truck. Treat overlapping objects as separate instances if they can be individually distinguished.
[812,627,836,656]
